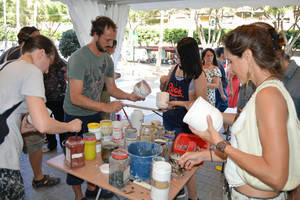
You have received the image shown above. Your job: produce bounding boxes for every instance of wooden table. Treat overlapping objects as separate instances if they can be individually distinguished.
[47,153,198,200]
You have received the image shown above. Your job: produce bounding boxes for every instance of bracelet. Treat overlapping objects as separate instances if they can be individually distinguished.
[209,148,213,162]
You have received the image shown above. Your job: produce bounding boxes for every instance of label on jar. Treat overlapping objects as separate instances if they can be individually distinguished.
[72,153,83,159]
[100,123,112,141]
[96,143,101,153]
[66,147,71,164]
[151,178,169,189]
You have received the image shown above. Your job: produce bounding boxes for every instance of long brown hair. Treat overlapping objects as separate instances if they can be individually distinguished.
[223,22,284,77]
[21,35,57,63]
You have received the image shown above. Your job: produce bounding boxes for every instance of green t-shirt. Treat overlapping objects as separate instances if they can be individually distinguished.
[63,45,114,116]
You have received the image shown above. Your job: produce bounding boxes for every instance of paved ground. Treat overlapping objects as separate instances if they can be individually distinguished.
[21,61,228,200]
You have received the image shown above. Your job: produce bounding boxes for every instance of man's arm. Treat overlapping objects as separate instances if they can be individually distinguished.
[105,77,143,101]
[69,78,123,113]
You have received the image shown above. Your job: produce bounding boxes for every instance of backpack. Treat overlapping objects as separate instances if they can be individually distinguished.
[0,61,22,145]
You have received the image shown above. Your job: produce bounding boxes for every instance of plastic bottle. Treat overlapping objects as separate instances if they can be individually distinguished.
[84,133,96,160]
[65,136,85,169]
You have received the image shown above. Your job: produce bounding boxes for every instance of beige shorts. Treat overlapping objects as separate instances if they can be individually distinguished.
[22,131,44,154]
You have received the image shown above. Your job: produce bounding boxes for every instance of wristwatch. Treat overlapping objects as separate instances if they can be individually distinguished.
[216,140,230,153]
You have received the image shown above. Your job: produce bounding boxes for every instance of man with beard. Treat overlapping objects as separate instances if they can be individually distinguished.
[63,16,143,200]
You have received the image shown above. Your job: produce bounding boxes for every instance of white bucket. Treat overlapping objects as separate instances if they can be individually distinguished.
[130,109,144,136]
[156,92,169,109]
[151,161,171,200]
[183,96,223,132]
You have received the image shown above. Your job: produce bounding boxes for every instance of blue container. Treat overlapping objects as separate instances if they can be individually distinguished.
[128,142,162,181]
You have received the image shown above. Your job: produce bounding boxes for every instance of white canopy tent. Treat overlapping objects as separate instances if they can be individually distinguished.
[55,0,299,63]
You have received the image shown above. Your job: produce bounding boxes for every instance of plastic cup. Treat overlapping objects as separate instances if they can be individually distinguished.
[156,92,169,109]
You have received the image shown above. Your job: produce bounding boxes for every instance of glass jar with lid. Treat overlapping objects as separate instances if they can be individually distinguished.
[100,120,113,141]
[101,140,118,163]
[140,123,153,142]
[109,148,130,189]
[124,127,137,149]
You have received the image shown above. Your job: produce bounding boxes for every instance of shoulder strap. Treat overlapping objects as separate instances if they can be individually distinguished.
[0,60,14,71]
[4,47,21,63]
[1,101,22,118]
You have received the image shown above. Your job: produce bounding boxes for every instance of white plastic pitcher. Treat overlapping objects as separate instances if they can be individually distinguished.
[130,109,144,136]
[183,96,223,132]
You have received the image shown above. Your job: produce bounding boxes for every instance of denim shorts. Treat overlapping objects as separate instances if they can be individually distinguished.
[0,168,25,200]
[231,187,287,200]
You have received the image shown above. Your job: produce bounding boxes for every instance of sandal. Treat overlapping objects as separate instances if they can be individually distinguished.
[32,175,60,188]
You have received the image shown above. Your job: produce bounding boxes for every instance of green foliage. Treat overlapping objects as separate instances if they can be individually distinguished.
[163,28,188,46]
[40,30,62,41]
[283,30,300,49]
[0,29,16,41]
[128,10,160,26]
[136,29,159,46]
[193,28,229,46]
[0,0,70,32]
[59,29,80,58]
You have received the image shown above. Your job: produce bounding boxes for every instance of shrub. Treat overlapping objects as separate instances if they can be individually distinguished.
[59,29,80,58]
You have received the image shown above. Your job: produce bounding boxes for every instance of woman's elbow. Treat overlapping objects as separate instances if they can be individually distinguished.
[33,120,50,134]
[269,173,288,191]
[34,124,48,134]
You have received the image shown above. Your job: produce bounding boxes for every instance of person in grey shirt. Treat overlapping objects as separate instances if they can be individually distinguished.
[281,56,300,119]
[237,55,300,120]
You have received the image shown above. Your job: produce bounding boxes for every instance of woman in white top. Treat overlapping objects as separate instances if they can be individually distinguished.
[201,48,222,106]
[0,35,82,199]
[179,22,300,199]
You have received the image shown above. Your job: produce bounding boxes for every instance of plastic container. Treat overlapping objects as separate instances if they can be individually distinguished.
[100,120,113,141]
[65,136,85,169]
[156,92,169,109]
[121,119,130,133]
[173,133,208,155]
[109,148,130,189]
[88,122,101,153]
[133,80,152,98]
[130,110,144,136]
[151,161,172,200]
[183,96,223,132]
[84,133,96,160]
[87,122,101,140]
[140,123,153,142]
[124,127,137,149]
[112,121,123,140]
[128,142,162,181]
[101,140,118,163]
